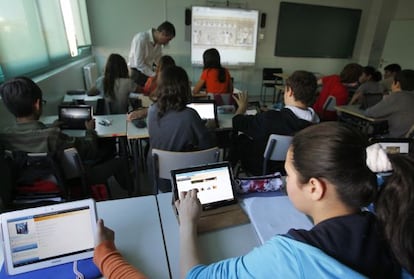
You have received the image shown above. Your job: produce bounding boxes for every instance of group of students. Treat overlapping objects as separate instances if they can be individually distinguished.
[312,62,414,138]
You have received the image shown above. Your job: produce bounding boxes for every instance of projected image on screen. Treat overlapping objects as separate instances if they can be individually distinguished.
[191,6,259,66]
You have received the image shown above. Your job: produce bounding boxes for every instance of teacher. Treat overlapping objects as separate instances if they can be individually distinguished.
[128,21,175,86]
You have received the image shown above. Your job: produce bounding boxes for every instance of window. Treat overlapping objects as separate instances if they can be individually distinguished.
[0,0,91,82]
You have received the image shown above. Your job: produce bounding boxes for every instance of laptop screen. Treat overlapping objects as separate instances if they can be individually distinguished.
[172,162,236,209]
[187,102,216,120]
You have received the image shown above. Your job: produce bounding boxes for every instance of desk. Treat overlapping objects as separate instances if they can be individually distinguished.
[96,196,170,278]
[335,105,388,136]
[157,192,259,279]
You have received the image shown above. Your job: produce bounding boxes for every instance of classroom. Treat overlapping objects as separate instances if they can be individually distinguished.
[0,0,414,278]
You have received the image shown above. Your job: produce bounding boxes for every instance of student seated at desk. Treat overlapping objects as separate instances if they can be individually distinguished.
[364,69,414,137]
[192,48,233,98]
[89,53,139,114]
[348,66,385,105]
[92,122,414,278]
[142,55,175,97]
[313,63,362,121]
[147,66,215,192]
[176,122,414,278]
[0,77,133,196]
[230,71,319,175]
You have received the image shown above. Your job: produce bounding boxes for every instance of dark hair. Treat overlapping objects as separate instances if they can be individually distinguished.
[340,63,363,83]
[393,69,414,91]
[158,55,176,72]
[285,70,317,106]
[203,48,226,83]
[155,66,191,118]
[384,63,401,73]
[103,54,129,99]
[375,154,414,274]
[0,77,42,117]
[363,66,382,82]
[291,122,377,208]
[157,21,176,37]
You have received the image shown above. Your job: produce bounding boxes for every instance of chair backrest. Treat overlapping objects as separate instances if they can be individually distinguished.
[322,95,337,112]
[262,68,283,82]
[263,134,293,175]
[152,147,221,180]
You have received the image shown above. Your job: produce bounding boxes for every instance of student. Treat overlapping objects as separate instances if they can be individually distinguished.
[230,70,319,175]
[176,122,414,278]
[365,69,414,137]
[128,21,176,86]
[0,77,133,195]
[313,63,363,120]
[147,66,214,192]
[381,63,402,93]
[142,55,175,97]
[98,53,138,114]
[92,122,414,278]
[192,48,233,96]
[349,66,385,105]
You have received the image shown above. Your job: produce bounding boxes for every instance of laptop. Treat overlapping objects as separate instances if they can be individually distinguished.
[0,199,97,275]
[171,162,248,232]
[58,105,93,129]
[187,100,219,128]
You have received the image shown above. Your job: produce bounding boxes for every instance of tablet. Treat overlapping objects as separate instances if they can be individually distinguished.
[58,105,93,129]
[1,199,97,275]
[171,162,237,210]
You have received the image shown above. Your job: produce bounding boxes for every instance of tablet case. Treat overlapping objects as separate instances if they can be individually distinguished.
[0,258,101,279]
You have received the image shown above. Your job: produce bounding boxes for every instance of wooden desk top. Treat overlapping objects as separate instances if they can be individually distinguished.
[335,105,384,122]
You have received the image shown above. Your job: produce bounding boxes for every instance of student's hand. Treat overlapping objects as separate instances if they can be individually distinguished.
[96,219,115,246]
[233,92,248,115]
[205,119,217,130]
[85,118,96,130]
[127,108,148,121]
[175,189,202,226]
[52,119,63,128]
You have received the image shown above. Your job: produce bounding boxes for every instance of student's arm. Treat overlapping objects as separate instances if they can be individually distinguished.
[174,190,202,279]
[192,79,206,95]
[364,94,395,118]
[348,90,362,105]
[93,219,147,279]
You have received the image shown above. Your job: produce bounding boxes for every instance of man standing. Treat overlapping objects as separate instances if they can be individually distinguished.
[128,21,175,86]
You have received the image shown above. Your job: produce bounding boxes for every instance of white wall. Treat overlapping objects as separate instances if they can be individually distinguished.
[86,0,392,95]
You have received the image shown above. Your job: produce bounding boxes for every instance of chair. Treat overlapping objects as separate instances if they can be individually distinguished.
[321,95,337,121]
[5,150,67,209]
[152,147,221,193]
[262,134,293,175]
[260,68,283,103]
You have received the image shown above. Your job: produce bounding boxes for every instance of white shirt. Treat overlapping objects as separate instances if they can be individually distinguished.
[127,29,162,77]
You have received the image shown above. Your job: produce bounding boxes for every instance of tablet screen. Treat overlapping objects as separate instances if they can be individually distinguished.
[187,102,216,120]
[1,199,97,275]
[172,162,236,209]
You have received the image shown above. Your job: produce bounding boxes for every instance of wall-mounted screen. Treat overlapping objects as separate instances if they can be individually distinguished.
[191,6,259,66]
[274,2,361,58]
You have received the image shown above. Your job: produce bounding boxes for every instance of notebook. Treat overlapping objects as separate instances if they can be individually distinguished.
[0,199,97,275]
[187,100,219,128]
[58,105,93,129]
[171,161,237,210]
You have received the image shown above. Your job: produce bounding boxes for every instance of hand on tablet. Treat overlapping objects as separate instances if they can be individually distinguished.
[96,219,115,246]
[175,189,202,225]
[85,118,96,130]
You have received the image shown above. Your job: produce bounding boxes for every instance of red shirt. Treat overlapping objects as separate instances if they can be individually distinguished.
[200,68,232,94]
[313,75,349,121]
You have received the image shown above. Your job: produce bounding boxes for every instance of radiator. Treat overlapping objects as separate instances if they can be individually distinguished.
[83,62,98,90]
